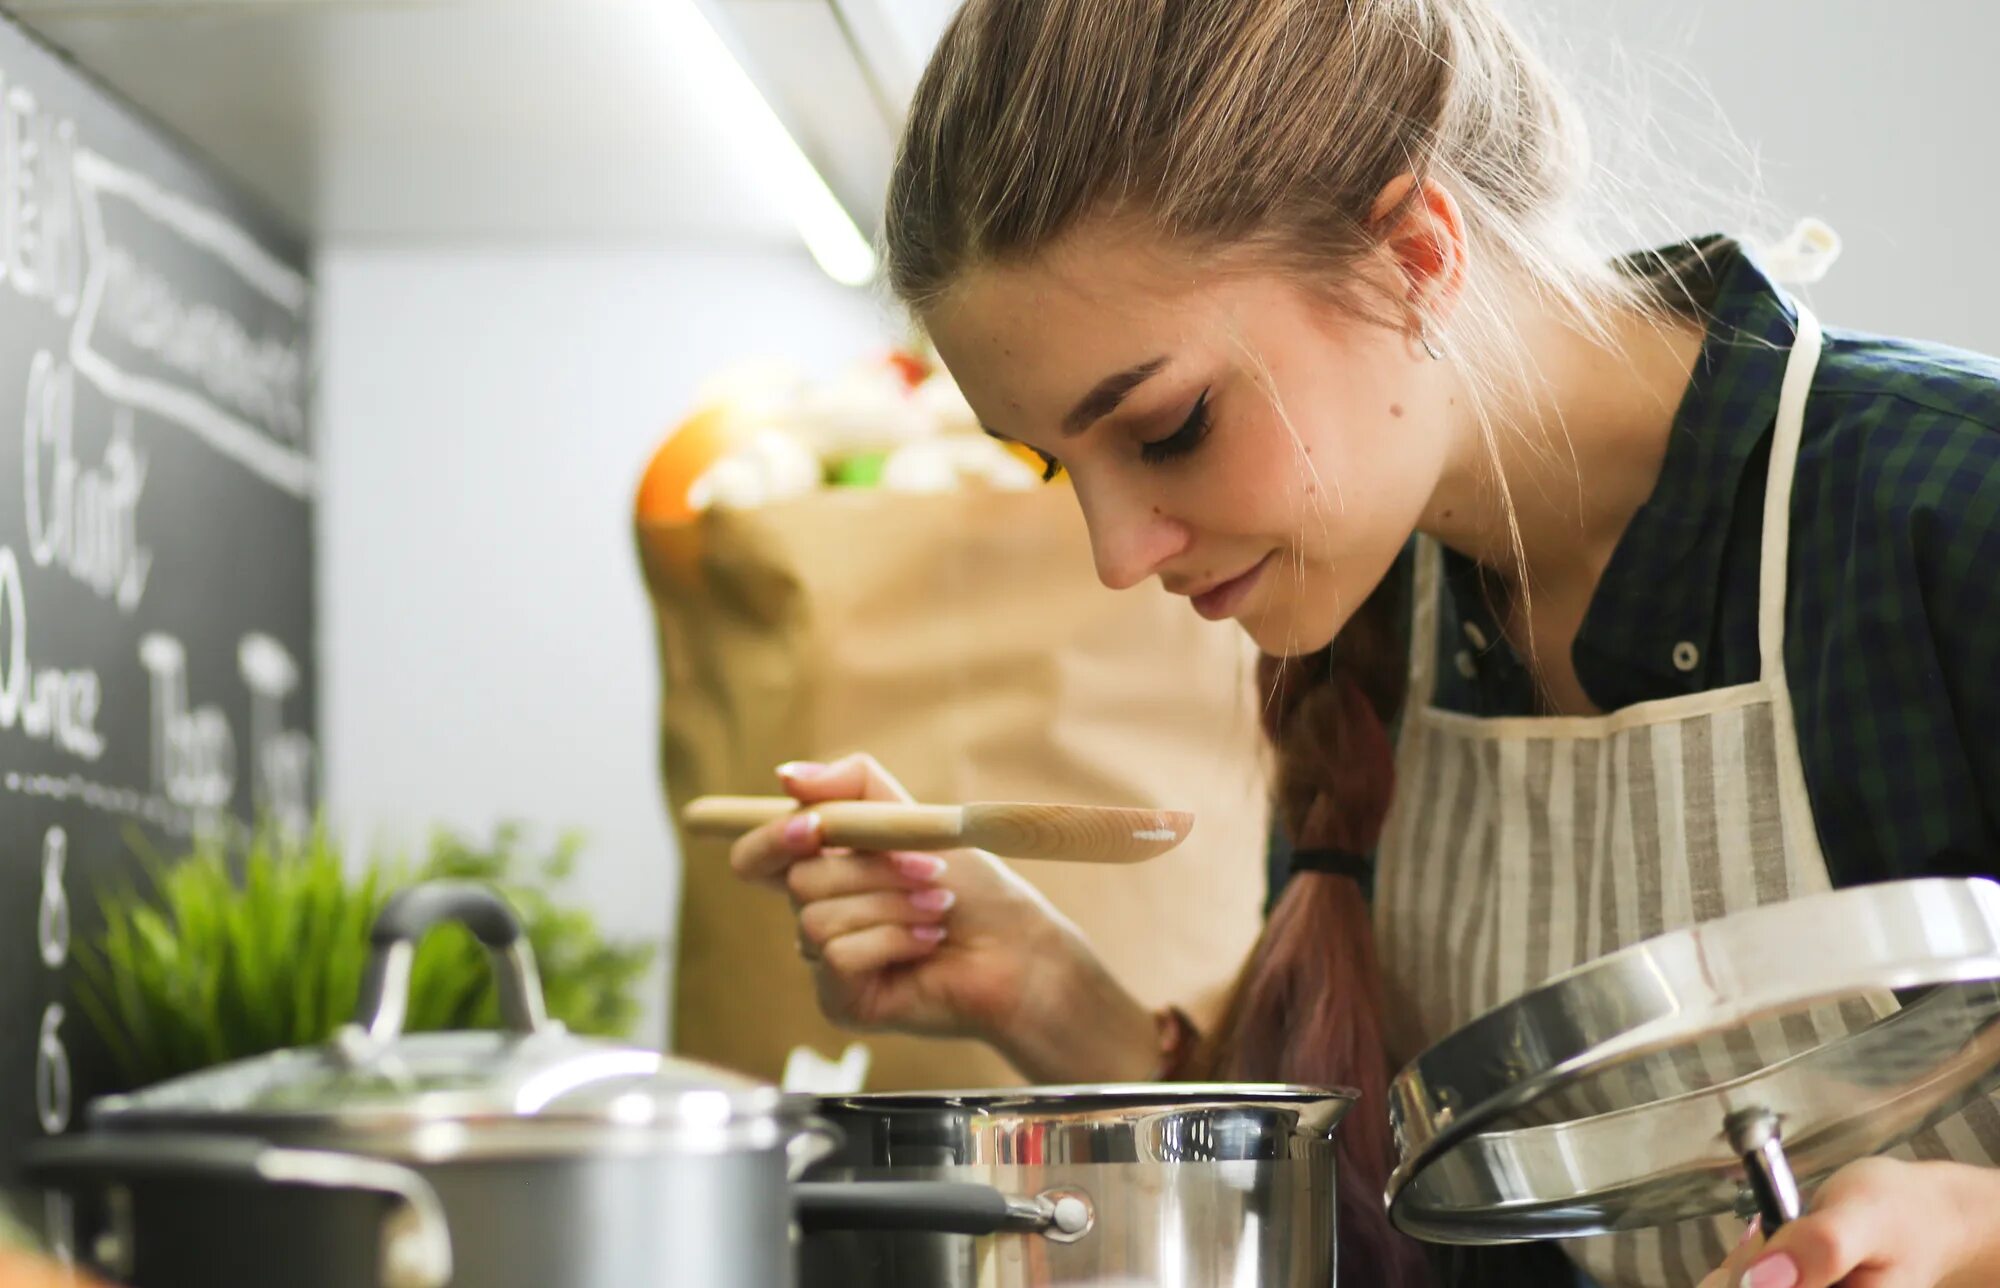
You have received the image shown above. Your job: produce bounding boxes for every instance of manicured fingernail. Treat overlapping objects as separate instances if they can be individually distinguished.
[1741,1254,1798,1288]
[909,887,956,914]
[911,924,948,944]
[1735,1218,1760,1250]
[892,853,947,881]
[777,761,825,781]
[782,812,821,850]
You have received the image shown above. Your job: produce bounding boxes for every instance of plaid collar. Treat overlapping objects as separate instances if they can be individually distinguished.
[1443,236,1806,708]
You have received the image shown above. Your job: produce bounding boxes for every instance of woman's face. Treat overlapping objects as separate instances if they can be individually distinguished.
[925,227,1459,656]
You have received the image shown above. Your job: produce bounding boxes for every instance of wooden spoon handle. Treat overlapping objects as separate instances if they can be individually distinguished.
[681,796,968,851]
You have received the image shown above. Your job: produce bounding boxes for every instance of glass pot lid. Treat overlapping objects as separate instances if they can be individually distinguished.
[1385,878,2000,1244]
[92,882,797,1150]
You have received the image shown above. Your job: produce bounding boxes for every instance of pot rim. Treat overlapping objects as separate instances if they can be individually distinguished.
[814,1082,1360,1108]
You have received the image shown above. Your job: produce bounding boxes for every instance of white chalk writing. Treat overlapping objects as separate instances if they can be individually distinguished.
[37,825,67,969]
[138,632,235,809]
[0,546,105,761]
[0,78,81,316]
[23,352,152,611]
[35,1003,69,1134]
[239,633,312,835]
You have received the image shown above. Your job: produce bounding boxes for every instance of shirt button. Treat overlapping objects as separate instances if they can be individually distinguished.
[1455,649,1478,679]
[1463,621,1489,651]
[1672,641,1701,673]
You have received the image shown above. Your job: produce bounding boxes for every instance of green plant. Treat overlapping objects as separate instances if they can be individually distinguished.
[72,820,656,1089]
[0,1201,36,1252]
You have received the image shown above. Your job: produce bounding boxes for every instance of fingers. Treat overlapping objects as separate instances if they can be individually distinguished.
[1739,1159,1953,1288]
[786,851,947,903]
[800,888,954,946]
[818,922,948,975]
[730,755,926,888]
[729,806,823,887]
[778,753,916,805]
[728,755,957,978]
[1697,1219,1763,1288]
[791,850,953,968]
[1744,1212,1881,1288]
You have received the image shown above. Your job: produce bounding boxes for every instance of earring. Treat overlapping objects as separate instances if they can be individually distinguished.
[1420,321,1445,362]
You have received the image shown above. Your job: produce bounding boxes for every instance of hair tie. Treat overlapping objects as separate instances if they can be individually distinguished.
[1289,848,1373,884]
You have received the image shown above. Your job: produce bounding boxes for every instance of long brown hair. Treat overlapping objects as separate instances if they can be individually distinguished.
[1187,571,1428,1284]
[881,2,1668,1282]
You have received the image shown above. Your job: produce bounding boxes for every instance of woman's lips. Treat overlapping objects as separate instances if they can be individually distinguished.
[1189,552,1275,621]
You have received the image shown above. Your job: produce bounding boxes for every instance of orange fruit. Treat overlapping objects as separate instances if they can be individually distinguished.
[635,404,738,525]
[0,1248,110,1286]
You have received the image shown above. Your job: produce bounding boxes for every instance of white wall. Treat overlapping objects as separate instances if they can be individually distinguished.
[1528,0,2000,355]
[315,244,892,1045]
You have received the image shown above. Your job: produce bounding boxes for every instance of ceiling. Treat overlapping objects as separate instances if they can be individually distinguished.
[7,0,833,244]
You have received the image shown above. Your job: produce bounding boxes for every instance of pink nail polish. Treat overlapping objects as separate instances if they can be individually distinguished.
[1735,1218,1760,1250]
[911,925,948,944]
[892,853,948,881]
[782,812,820,850]
[1741,1254,1798,1288]
[909,887,956,914]
[776,761,826,782]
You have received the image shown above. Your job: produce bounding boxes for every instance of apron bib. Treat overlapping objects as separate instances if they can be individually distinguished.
[1372,307,2000,1287]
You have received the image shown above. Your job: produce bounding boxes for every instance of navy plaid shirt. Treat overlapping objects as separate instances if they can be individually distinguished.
[1422,237,2000,891]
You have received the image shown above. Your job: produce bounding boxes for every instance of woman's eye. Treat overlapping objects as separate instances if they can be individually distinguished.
[985,430,1064,482]
[1139,391,1212,465]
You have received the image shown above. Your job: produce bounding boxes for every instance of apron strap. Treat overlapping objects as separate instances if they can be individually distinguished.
[1407,536,1443,705]
[1757,306,1823,678]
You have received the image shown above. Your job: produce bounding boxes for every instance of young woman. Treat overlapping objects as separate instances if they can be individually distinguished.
[728,2,2000,1284]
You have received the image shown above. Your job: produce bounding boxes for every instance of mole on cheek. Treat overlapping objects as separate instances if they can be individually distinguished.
[1390,404,1405,418]
[1152,506,1162,516]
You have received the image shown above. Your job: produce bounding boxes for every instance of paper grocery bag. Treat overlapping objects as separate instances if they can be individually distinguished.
[636,486,1270,1090]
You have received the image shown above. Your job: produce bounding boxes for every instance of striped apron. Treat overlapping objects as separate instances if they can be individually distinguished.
[1372,306,2000,1287]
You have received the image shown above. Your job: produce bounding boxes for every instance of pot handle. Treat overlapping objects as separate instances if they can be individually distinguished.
[25,1132,453,1288]
[354,880,551,1041]
[794,1181,1093,1241]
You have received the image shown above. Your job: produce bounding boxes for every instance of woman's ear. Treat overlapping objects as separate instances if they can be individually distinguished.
[1369,174,1469,350]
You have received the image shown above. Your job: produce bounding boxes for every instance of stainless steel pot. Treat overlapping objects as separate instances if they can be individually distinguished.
[26,882,1104,1288]
[798,1085,1356,1287]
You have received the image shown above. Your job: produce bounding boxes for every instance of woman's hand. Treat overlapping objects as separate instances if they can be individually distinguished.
[727,753,1160,1083]
[1697,1157,2000,1288]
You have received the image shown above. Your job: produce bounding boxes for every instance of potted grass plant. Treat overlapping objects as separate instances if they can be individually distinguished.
[70,820,656,1090]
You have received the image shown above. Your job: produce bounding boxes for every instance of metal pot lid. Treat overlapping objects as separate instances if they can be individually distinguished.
[1385,877,2000,1244]
[90,883,794,1150]
[90,1030,784,1130]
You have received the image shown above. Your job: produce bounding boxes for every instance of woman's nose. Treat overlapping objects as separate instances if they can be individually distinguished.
[1080,488,1187,591]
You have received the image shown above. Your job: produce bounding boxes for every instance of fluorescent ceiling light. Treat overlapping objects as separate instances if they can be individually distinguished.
[660,2,879,287]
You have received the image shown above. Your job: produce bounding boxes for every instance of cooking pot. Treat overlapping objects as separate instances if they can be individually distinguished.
[798,1084,1356,1286]
[25,883,1094,1288]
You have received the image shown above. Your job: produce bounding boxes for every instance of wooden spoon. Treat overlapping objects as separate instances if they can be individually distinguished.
[680,796,1194,864]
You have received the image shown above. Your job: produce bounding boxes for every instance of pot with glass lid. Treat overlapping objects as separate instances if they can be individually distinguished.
[27,883,1094,1288]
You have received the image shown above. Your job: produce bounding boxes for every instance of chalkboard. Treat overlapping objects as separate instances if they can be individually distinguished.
[0,9,314,1246]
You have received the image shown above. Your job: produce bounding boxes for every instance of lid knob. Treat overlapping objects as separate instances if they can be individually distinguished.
[351,882,552,1045]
